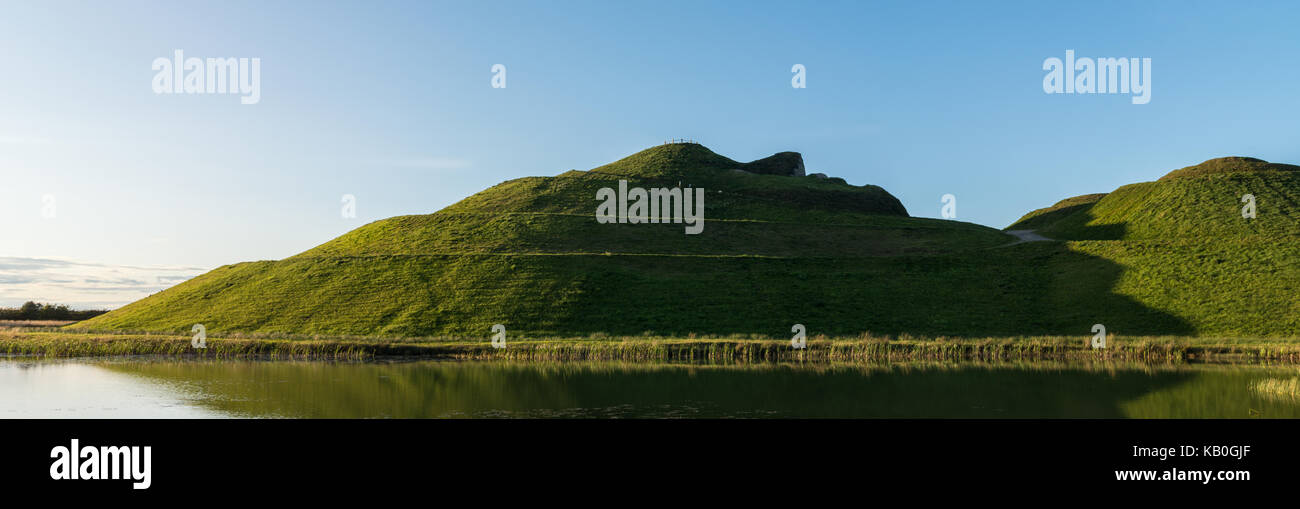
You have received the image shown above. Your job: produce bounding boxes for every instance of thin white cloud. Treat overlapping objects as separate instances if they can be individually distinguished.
[0,257,207,309]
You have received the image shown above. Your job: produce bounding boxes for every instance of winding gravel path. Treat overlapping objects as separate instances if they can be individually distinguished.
[1000,229,1053,246]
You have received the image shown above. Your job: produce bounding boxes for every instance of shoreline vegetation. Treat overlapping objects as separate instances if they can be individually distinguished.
[5,324,1300,364]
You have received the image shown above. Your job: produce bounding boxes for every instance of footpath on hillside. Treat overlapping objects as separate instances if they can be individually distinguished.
[1000,229,1053,246]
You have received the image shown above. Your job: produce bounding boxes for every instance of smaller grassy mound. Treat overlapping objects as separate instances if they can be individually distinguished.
[1010,157,1300,240]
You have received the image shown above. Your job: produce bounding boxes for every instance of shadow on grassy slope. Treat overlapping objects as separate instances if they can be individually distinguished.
[1005,240,1195,337]
[554,238,1195,337]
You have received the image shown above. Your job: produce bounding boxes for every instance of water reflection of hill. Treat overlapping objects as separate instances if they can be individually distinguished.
[100,360,1300,419]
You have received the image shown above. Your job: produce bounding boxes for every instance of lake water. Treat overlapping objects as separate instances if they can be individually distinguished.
[2,358,1298,418]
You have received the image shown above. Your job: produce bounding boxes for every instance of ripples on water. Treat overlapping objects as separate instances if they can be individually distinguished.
[2,358,1298,419]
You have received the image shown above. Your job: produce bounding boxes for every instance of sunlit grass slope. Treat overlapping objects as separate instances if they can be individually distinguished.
[82,144,1023,337]
[1009,157,1300,240]
[81,150,1300,338]
[1007,157,1300,337]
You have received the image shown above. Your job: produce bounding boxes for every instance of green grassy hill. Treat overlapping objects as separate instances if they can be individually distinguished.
[1006,157,1300,336]
[1009,157,1300,240]
[83,144,1034,337]
[78,148,1300,339]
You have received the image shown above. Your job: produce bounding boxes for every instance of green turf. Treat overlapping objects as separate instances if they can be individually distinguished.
[78,149,1300,338]
[1008,157,1300,240]
[1003,156,1300,337]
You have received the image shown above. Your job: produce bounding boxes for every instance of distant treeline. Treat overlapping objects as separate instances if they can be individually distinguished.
[0,301,110,321]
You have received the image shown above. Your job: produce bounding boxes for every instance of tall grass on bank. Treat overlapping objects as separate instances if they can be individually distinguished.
[447,336,1300,363]
[0,331,372,360]
[7,329,1300,363]
[1251,377,1300,401]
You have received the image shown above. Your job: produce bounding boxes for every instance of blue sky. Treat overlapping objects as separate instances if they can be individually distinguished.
[2,0,1299,307]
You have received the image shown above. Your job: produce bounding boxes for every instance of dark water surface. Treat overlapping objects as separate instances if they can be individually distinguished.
[3,358,1299,418]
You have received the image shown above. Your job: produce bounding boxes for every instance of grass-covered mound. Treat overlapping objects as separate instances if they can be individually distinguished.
[68,243,1198,337]
[1004,156,1300,337]
[82,144,1034,337]
[77,148,1300,339]
[1009,157,1300,240]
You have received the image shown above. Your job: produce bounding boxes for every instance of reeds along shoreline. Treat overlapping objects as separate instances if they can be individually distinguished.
[446,339,1300,363]
[4,331,1300,363]
[1252,377,1300,401]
